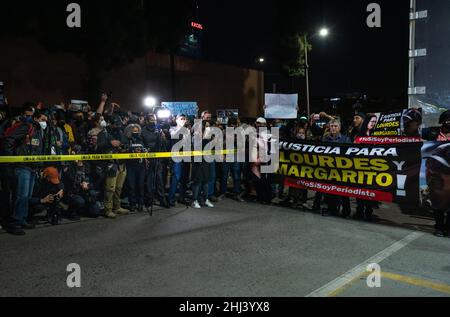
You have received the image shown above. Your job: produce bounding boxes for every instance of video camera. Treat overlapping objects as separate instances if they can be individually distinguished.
[69,100,90,113]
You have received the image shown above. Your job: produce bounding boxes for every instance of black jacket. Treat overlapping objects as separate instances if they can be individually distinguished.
[142,126,169,152]
[96,128,128,154]
[96,127,128,175]
[3,121,45,170]
[30,180,64,206]
[63,163,92,196]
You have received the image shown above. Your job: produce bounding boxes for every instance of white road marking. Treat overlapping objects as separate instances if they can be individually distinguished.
[306,231,425,297]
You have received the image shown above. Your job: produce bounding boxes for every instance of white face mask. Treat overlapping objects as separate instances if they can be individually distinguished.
[176,119,186,128]
[39,122,47,130]
[100,120,108,128]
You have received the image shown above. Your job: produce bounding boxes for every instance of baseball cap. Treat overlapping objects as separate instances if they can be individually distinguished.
[256,117,267,124]
[43,167,61,185]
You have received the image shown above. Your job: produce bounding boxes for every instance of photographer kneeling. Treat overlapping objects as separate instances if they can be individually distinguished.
[63,158,100,220]
[29,167,64,225]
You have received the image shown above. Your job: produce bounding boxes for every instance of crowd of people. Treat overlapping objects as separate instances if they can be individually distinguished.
[0,93,446,238]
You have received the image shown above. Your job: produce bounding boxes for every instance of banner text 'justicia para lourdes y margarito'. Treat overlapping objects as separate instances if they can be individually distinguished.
[277,141,422,204]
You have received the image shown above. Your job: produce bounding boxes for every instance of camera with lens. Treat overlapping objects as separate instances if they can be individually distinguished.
[52,194,61,203]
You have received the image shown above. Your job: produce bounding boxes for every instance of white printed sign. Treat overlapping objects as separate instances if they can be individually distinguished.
[264,94,298,119]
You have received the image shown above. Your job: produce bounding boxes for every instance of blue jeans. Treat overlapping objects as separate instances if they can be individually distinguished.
[13,168,37,226]
[168,162,185,204]
[221,162,241,195]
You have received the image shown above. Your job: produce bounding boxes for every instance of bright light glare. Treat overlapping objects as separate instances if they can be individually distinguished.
[259,58,265,63]
[319,28,329,37]
[144,96,157,108]
[156,109,171,119]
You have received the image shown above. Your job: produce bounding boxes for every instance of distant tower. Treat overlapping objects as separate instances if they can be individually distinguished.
[180,0,203,58]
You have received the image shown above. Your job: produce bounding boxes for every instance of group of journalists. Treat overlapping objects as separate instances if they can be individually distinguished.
[0,93,448,238]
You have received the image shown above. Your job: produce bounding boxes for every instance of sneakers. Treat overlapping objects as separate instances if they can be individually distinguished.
[113,208,130,215]
[233,195,245,203]
[205,200,214,208]
[192,201,201,209]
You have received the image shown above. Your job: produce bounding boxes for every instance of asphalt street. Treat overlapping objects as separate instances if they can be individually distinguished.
[1,199,449,297]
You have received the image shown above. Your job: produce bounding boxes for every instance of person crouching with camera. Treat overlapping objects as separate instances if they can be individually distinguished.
[124,124,147,213]
[29,167,64,226]
[63,158,101,220]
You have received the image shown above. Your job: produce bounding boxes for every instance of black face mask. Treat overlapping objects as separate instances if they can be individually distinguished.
[131,133,140,139]
[22,115,33,123]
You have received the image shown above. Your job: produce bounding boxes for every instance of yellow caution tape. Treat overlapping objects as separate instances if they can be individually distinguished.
[0,150,236,164]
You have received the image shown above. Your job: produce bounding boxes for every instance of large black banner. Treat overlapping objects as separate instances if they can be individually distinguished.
[278,141,422,204]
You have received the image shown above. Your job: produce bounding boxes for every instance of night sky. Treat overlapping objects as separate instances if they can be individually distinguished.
[199,0,410,100]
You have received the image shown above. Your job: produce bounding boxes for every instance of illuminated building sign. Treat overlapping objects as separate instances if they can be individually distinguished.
[191,22,203,30]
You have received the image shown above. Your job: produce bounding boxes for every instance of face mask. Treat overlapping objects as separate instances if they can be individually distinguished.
[132,133,140,139]
[296,134,306,140]
[100,120,108,128]
[176,119,186,127]
[22,116,33,123]
[444,123,450,131]
[39,122,47,130]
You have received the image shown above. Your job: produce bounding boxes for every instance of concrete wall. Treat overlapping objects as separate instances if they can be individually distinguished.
[0,37,87,107]
[0,37,264,118]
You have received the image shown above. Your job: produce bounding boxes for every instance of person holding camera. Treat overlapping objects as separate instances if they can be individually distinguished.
[96,115,129,219]
[63,158,100,220]
[124,124,146,213]
[29,167,64,226]
[142,115,170,209]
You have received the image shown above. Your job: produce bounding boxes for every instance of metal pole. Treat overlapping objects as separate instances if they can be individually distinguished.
[305,34,311,117]
[408,0,416,108]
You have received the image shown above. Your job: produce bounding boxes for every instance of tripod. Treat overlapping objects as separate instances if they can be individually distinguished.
[147,128,166,217]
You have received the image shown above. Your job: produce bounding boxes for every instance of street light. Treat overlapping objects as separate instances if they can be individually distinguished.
[258,57,265,63]
[319,28,329,38]
[304,27,329,117]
